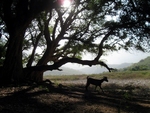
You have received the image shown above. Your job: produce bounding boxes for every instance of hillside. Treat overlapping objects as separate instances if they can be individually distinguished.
[80,63,132,74]
[124,56,150,71]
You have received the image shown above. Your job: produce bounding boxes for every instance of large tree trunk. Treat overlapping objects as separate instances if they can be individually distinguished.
[28,51,51,83]
[27,21,55,83]
[1,30,25,85]
[0,0,57,86]
[30,71,44,83]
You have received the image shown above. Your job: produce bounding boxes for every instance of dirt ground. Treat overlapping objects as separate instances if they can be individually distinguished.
[0,79,150,113]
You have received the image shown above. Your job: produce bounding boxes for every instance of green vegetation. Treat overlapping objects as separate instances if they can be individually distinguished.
[102,71,150,79]
[123,56,150,71]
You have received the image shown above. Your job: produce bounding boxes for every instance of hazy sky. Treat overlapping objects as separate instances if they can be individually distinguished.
[64,50,150,69]
[101,50,150,64]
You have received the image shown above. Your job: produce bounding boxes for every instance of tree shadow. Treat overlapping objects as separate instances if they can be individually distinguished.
[52,83,150,113]
[0,82,150,113]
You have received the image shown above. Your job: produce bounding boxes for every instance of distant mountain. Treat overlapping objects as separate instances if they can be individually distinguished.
[81,56,150,74]
[79,63,132,74]
[44,63,131,75]
[44,56,150,75]
[44,67,84,75]
[44,63,133,75]
[124,56,150,71]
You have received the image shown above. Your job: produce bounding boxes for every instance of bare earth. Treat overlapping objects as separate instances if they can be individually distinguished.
[0,79,150,113]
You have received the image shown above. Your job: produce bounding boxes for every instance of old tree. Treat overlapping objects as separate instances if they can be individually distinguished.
[0,0,150,86]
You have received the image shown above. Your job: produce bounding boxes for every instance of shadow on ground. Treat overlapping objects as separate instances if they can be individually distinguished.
[0,82,150,113]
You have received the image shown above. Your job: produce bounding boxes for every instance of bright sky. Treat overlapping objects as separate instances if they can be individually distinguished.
[64,50,150,69]
[101,50,150,64]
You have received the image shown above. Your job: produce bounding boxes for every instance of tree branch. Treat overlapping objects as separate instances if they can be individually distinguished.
[94,29,114,61]
[24,57,114,74]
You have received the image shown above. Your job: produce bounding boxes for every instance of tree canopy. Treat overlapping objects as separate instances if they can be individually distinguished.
[0,0,150,85]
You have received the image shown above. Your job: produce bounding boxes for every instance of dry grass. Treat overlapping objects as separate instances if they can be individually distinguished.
[0,71,150,113]
[44,70,150,81]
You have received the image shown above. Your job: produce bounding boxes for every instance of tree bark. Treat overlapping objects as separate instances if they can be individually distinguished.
[28,49,54,83]
[1,31,25,85]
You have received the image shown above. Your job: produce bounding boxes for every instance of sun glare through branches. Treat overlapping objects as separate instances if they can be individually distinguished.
[58,0,72,7]
[63,0,71,7]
